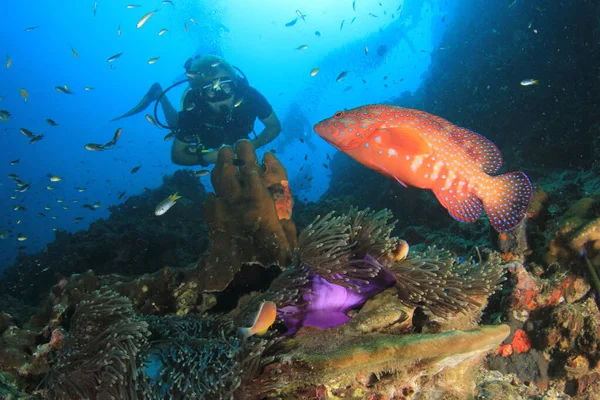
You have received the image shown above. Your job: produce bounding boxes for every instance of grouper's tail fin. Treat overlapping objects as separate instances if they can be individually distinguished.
[482,171,533,232]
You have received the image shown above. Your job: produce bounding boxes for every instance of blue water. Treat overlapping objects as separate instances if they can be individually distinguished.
[0,0,453,268]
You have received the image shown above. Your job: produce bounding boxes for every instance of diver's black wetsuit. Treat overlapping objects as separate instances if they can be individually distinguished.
[175,86,273,149]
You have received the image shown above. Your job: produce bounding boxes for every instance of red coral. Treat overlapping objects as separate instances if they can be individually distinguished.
[495,343,514,357]
[512,329,532,354]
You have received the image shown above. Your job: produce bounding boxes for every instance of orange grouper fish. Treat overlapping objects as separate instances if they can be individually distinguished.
[314,104,533,232]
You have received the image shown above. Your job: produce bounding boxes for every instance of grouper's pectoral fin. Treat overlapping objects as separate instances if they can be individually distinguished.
[375,125,430,155]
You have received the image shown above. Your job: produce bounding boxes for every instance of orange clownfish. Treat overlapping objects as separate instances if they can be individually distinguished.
[314,105,533,232]
[237,301,277,339]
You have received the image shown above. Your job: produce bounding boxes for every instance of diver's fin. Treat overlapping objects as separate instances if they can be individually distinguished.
[110,82,163,122]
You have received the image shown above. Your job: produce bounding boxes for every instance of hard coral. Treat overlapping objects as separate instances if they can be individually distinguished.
[546,195,600,265]
[199,140,298,293]
[253,322,510,399]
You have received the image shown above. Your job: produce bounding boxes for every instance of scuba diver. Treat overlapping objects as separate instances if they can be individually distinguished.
[111,55,281,166]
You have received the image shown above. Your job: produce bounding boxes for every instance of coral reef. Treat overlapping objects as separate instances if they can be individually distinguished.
[0,169,208,306]
[198,140,298,293]
[0,202,515,399]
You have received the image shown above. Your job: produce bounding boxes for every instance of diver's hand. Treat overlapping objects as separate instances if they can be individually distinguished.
[201,150,219,165]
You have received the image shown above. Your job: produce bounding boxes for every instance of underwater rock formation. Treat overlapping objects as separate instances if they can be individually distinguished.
[198,140,297,293]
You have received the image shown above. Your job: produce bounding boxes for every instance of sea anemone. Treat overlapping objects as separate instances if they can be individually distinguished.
[275,208,398,334]
[46,289,150,400]
[296,207,396,291]
[388,247,506,318]
[142,314,281,399]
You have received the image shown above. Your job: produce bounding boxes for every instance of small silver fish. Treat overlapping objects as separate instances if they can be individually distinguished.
[137,10,157,29]
[520,79,539,86]
[145,114,157,126]
[163,131,176,141]
[85,143,105,151]
[107,52,124,62]
[194,170,210,177]
[112,127,123,143]
[336,70,348,82]
[29,134,44,144]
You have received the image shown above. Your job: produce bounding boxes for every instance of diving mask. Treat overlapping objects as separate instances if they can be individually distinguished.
[201,78,236,102]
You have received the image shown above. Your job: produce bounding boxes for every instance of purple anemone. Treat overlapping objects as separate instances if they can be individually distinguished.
[279,255,396,335]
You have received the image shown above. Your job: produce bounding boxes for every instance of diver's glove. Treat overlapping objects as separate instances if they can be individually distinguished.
[184,143,210,167]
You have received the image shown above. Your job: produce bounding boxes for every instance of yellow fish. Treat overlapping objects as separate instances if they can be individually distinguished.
[154,192,182,216]
[137,10,157,29]
[145,114,157,125]
[19,88,28,103]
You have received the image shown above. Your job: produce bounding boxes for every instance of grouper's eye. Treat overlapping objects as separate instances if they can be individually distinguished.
[334,111,343,118]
